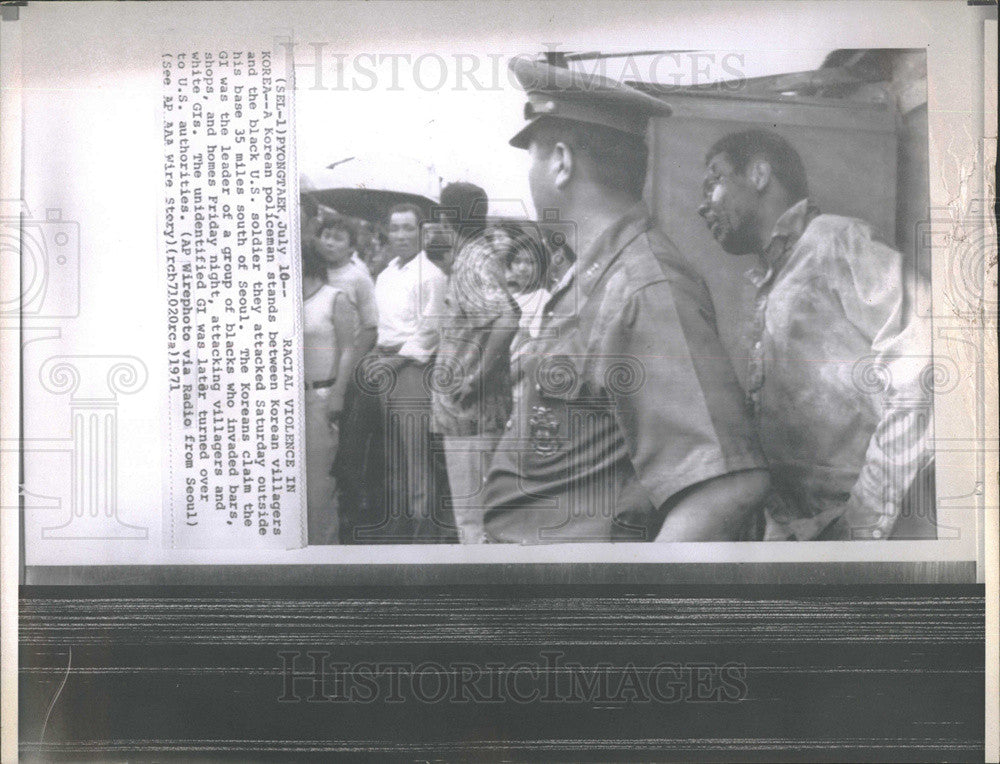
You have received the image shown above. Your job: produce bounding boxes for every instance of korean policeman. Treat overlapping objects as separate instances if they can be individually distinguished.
[483,58,770,543]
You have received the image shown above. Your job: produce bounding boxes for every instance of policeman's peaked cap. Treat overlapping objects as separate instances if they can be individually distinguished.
[508,57,673,149]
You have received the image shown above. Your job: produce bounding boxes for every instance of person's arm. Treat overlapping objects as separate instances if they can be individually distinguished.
[828,223,933,539]
[398,267,447,364]
[602,276,768,542]
[457,319,518,404]
[356,326,377,356]
[353,273,379,356]
[457,287,520,402]
[326,292,354,424]
[655,469,770,541]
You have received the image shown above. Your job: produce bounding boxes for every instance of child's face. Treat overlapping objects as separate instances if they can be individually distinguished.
[315,227,353,266]
[506,249,536,293]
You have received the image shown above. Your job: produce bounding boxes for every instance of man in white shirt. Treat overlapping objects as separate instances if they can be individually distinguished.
[356,202,452,542]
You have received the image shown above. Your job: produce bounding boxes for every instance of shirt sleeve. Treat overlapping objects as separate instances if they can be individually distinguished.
[833,222,933,538]
[464,280,520,331]
[453,243,518,330]
[399,264,448,363]
[598,275,766,510]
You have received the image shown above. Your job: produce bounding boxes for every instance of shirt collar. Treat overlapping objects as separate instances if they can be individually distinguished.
[770,198,817,249]
[549,263,576,296]
[747,198,819,287]
[574,201,653,298]
[390,250,427,272]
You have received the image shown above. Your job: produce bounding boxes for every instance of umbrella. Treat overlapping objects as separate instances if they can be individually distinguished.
[299,153,440,224]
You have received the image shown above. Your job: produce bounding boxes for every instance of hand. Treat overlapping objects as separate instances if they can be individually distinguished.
[821,496,890,540]
[325,397,344,428]
[381,354,411,372]
[822,495,895,541]
[456,374,476,405]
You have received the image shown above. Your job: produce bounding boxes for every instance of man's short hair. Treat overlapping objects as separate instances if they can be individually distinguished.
[316,210,357,248]
[530,118,649,200]
[387,202,425,227]
[498,222,542,263]
[706,130,809,201]
[438,182,489,227]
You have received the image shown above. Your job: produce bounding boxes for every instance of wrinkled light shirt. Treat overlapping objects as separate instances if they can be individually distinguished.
[747,199,934,540]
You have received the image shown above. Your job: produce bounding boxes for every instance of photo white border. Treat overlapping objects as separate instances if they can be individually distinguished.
[2,1,996,759]
[6,0,993,573]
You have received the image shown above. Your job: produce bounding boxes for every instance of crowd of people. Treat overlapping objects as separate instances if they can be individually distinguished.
[300,183,560,544]
[298,57,935,546]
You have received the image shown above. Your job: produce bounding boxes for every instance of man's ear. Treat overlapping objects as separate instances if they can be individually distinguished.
[747,157,772,193]
[552,141,573,191]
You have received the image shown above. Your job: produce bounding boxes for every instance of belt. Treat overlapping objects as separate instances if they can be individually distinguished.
[376,343,404,355]
[305,378,336,390]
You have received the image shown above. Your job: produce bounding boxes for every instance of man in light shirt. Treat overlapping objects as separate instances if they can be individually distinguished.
[696,129,935,540]
[356,202,452,542]
[373,204,447,364]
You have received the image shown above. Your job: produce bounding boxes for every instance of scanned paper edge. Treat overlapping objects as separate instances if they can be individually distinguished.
[0,13,24,764]
[0,2,996,757]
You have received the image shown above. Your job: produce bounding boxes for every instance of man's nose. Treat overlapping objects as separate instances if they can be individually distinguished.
[697,199,712,219]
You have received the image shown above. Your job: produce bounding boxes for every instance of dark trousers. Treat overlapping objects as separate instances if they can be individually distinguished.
[338,351,454,544]
[333,379,370,544]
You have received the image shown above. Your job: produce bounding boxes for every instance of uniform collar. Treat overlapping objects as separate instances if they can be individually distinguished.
[746,198,819,287]
[574,202,653,299]
[547,263,577,302]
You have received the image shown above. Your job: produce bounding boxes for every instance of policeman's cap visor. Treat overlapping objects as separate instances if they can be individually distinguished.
[507,63,673,149]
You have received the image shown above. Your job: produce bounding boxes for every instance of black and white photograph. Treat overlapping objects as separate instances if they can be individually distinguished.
[295,47,939,547]
[1,1,995,760]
